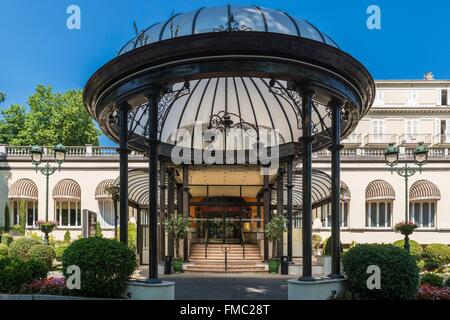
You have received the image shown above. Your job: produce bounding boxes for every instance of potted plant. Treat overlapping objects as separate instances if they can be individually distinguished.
[394,221,418,253]
[312,234,322,256]
[265,214,287,274]
[164,214,190,273]
[36,220,58,245]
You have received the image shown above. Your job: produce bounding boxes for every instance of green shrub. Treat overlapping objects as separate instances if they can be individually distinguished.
[55,243,70,262]
[28,244,56,269]
[4,203,10,232]
[95,222,103,238]
[417,259,426,271]
[393,239,423,258]
[63,230,71,242]
[0,257,48,293]
[0,244,8,257]
[342,244,419,300]
[423,244,450,271]
[323,236,343,256]
[445,277,450,287]
[8,237,41,261]
[420,272,444,287]
[62,237,136,298]
[1,233,13,246]
[128,222,137,252]
[18,200,26,236]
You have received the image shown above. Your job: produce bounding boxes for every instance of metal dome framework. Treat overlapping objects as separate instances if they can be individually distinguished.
[83,5,375,281]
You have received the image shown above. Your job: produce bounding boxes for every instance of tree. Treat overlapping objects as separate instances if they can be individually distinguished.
[11,85,100,146]
[265,214,287,259]
[0,104,26,144]
[164,214,189,259]
[0,92,5,104]
[4,203,10,232]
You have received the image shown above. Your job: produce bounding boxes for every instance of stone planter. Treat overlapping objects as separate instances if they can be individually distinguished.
[172,258,183,273]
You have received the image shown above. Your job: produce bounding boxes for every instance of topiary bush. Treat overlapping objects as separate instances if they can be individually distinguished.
[8,237,41,261]
[62,237,137,298]
[323,236,343,256]
[63,230,71,243]
[342,244,419,300]
[393,239,423,258]
[420,272,444,287]
[28,244,56,269]
[0,244,8,257]
[1,233,13,246]
[0,256,48,293]
[423,244,450,271]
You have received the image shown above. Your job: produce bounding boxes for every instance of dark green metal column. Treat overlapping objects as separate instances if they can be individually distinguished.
[167,169,175,257]
[286,160,293,262]
[118,102,130,245]
[276,168,284,258]
[299,88,315,281]
[263,172,270,262]
[159,162,166,260]
[146,90,161,282]
[329,98,344,278]
[182,165,190,262]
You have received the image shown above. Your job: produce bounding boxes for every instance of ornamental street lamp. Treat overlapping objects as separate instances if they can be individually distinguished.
[384,142,429,252]
[31,144,66,244]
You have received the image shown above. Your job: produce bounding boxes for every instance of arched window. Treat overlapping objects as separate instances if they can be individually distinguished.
[365,180,395,228]
[409,180,440,228]
[95,179,116,228]
[53,179,81,227]
[315,181,350,228]
[8,179,39,228]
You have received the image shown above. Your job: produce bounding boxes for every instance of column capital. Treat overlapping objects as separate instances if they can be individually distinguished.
[328,97,346,108]
[327,144,344,152]
[144,86,165,100]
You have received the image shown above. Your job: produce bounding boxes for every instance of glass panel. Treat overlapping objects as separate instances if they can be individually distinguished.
[263,8,299,35]
[69,202,76,226]
[370,203,377,227]
[295,18,323,42]
[365,202,369,227]
[431,203,435,228]
[161,11,197,40]
[194,6,228,34]
[231,6,266,32]
[56,202,60,224]
[13,201,18,225]
[62,202,69,226]
[414,203,421,226]
[379,203,386,227]
[387,202,392,227]
[27,201,34,226]
[77,203,81,227]
[34,202,38,223]
[422,203,430,227]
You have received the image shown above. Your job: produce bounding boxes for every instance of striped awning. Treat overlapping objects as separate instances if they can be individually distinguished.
[410,180,441,201]
[95,179,116,200]
[52,179,81,201]
[366,179,395,201]
[8,179,38,201]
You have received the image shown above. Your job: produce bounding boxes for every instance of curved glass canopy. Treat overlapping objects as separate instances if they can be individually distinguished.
[119,4,339,55]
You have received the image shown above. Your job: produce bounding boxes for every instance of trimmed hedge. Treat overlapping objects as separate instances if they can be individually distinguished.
[55,243,70,262]
[28,244,56,269]
[423,244,450,271]
[393,239,423,258]
[445,277,450,287]
[323,236,343,256]
[1,234,13,246]
[62,237,136,298]
[8,237,41,261]
[420,273,444,287]
[0,244,8,257]
[342,244,419,300]
[0,257,48,293]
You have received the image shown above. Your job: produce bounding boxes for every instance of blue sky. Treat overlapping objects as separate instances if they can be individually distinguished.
[0,0,449,146]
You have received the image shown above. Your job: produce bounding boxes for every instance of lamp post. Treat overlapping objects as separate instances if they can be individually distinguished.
[31,144,66,244]
[384,142,429,252]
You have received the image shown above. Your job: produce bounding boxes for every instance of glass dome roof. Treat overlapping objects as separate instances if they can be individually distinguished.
[118,5,339,55]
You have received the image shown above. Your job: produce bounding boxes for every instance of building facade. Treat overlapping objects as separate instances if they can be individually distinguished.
[1,77,449,248]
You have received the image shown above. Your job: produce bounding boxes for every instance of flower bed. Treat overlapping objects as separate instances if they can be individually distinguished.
[20,277,68,296]
[417,284,450,300]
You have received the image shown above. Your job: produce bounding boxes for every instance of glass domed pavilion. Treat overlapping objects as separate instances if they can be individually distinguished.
[84,4,374,282]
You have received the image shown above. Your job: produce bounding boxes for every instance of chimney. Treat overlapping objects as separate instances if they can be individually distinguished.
[423,72,434,80]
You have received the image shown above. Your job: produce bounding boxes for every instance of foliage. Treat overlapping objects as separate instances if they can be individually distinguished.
[20,277,68,296]
[164,214,190,259]
[10,224,21,235]
[128,222,137,252]
[28,244,56,269]
[1,233,13,246]
[18,200,26,236]
[323,236,343,256]
[417,284,450,300]
[394,221,417,236]
[63,230,71,242]
[95,222,103,238]
[4,203,10,232]
[0,244,8,257]
[4,86,99,146]
[393,239,423,258]
[62,237,136,298]
[446,277,450,287]
[264,214,287,258]
[36,220,58,234]
[312,234,322,253]
[0,104,26,144]
[342,244,419,300]
[420,272,444,287]
[0,256,48,293]
[423,244,450,271]
[55,243,70,262]
[8,237,41,261]
[0,92,5,103]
